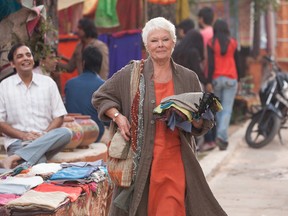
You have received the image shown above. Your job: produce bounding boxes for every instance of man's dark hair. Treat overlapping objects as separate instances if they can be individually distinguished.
[7,43,30,62]
[198,7,214,25]
[78,18,98,38]
[82,46,102,73]
[177,19,195,34]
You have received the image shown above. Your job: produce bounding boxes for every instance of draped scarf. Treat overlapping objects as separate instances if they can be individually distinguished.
[113,60,145,212]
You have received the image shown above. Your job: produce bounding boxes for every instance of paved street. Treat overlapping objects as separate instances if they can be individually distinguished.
[1,121,288,216]
[203,121,288,216]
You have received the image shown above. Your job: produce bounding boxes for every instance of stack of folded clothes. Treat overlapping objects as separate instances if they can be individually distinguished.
[153,92,222,132]
[0,160,108,215]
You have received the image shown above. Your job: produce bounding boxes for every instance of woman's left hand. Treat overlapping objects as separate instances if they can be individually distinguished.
[192,118,204,129]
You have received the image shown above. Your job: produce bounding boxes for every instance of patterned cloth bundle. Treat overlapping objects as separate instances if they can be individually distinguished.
[153,92,222,132]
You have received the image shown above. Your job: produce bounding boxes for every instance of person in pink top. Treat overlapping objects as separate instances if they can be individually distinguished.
[198,6,214,78]
[197,7,217,152]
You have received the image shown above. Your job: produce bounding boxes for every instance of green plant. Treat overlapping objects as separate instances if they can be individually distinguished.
[253,0,282,18]
[10,16,57,63]
[27,16,57,63]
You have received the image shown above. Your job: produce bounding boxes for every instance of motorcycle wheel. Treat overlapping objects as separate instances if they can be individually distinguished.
[245,111,281,148]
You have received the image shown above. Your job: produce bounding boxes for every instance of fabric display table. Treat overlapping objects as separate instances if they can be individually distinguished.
[0,160,112,216]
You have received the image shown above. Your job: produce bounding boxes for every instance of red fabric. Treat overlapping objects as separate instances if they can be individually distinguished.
[116,0,142,30]
[60,182,91,195]
[208,38,238,80]
[33,183,83,202]
[58,34,79,96]
[148,0,176,4]
[112,29,142,38]
[148,79,185,216]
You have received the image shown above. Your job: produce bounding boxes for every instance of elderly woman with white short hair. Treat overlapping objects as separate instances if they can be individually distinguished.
[92,17,227,216]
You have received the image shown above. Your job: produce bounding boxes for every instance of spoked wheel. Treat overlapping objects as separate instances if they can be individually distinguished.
[245,111,281,148]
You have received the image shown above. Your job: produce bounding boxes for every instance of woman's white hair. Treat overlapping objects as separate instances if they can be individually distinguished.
[142,17,177,47]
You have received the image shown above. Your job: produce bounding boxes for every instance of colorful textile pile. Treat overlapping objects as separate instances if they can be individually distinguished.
[153,92,222,132]
[0,160,108,215]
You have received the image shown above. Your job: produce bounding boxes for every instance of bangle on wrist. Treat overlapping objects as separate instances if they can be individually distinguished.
[113,112,120,122]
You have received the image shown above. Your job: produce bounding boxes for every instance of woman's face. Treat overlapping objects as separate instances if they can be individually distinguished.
[146,29,175,62]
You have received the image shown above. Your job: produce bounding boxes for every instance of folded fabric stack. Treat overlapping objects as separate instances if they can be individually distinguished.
[0,160,108,215]
[153,92,222,132]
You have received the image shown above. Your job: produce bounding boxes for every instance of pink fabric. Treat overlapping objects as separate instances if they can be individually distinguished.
[0,194,19,206]
[200,26,213,48]
[26,7,41,37]
[200,26,213,77]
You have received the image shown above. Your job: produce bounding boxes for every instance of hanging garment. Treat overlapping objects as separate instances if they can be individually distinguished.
[58,2,84,34]
[147,2,176,24]
[176,0,190,24]
[116,0,143,30]
[98,30,142,78]
[95,0,119,28]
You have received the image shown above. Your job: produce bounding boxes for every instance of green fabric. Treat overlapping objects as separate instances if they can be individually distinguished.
[95,0,120,28]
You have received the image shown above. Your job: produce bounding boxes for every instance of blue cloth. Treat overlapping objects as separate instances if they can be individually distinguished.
[160,101,174,109]
[167,112,192,132]
[49,166,98,180]
[99,31,142,78]
[65,72,106,141]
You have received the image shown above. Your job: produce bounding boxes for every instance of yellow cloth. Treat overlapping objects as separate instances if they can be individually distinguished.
[153,103,193,121]
[176,0,190,24]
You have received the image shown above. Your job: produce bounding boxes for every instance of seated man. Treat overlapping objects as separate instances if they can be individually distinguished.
[65,46,107,142]
[0,43,72,169]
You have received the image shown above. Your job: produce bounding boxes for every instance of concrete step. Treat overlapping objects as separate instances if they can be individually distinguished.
[0,136,107,163]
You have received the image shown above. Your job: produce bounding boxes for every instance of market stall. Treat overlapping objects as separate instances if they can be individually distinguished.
[0,160,112,216]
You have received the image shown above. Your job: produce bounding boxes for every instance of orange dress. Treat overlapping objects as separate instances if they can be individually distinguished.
[148,79,186,216]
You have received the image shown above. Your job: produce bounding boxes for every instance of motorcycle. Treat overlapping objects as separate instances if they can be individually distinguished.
[245,56,288,148]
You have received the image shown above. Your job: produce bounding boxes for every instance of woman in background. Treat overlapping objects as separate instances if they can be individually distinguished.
[173,29,207,86]
[206,19,240,150]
